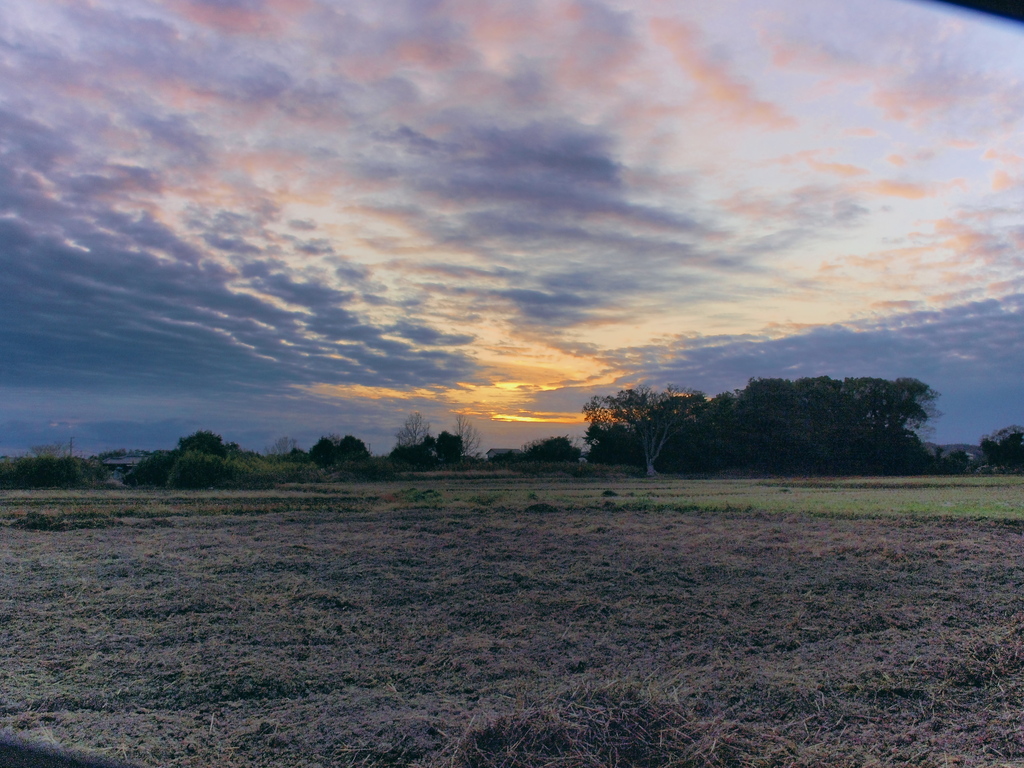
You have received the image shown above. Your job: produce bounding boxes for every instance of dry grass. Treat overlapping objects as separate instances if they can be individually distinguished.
[1,477,1024,766]
[432,684,798,768]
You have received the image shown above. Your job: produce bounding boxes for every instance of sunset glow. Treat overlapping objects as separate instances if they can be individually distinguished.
[1,0,1022,454]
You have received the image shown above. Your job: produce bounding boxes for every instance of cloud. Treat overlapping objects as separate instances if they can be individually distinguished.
[765,0,1024,138]
[719,184,868,230]
[807,159,868,177]
[0,150,476,397]
[864,180,934,199]
[991,170,1014,191]
[651,17,796,129]
[626,296,1024,442]
[0,0,1021,454]
[165,0,312,35]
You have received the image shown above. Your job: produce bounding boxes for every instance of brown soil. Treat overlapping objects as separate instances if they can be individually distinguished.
[1,488,1024,766]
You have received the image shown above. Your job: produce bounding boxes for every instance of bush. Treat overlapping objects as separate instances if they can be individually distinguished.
[390,439,438,469]
[167,451,232,489]
[222,458,323,489]
[126,452,177,487]
[522,436,582,463]
[128,451,324,489]
[2,456,85,488]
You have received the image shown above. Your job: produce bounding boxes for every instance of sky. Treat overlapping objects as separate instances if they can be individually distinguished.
[1,0,1023,456]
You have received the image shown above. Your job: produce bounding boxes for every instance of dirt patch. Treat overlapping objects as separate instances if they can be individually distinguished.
[1,489,1023,766]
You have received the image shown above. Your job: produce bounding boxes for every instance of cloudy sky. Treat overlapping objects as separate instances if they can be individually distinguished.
[1,0,1023,455]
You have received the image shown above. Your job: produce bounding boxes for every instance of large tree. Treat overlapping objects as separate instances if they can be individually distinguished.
[583,385,704,476]
[841,377,938,474]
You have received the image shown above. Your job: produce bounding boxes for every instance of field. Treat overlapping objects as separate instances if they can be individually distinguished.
[2,476,1024,767]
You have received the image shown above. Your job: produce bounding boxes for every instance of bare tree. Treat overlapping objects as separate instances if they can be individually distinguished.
[454,414,482,458]
[265,436,298,456]
[394,412,431,448]
[583,385,704,476]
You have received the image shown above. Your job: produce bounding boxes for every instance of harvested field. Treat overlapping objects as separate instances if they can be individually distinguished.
[1,477,1024,766]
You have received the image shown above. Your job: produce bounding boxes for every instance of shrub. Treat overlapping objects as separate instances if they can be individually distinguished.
[6,456,85,488]
[167,451,232,489]
[390,439,438,469]
[125,452,177,487]
[522,436,582,463]
[223,458,323,489]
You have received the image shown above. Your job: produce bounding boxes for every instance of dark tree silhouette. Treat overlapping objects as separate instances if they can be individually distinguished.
[981,425,1024,468]
[583,422,645,467]
[584,377,939,476]
[177,430,229,457]
[435,431,463,464]
[522,436,581,462]
[310,434,370,468]
[583,386,704,476]
[390,435,438,468]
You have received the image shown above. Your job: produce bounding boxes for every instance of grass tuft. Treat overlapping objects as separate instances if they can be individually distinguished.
[433,685,809,768]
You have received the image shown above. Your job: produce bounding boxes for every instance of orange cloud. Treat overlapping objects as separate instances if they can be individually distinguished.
[887,154,906,167]
[807,158,868,177]
[932,217,1002,261]
[864,180,932,199]
[651,18,795,130]
[982,148,1024,166]
[863,178,968,200]
[491,412,583,424]
[992,170,1014,192]
[773,149,867,177]
[871,85,956,126]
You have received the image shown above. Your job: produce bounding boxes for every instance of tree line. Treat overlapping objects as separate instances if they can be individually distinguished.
[583,377,1011,476]
[1,375,1021,488]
